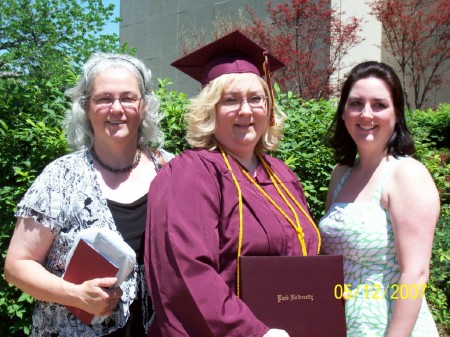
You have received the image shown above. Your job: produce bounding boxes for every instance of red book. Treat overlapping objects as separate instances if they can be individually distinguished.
[240,255,347,337]
[62,239,119,325]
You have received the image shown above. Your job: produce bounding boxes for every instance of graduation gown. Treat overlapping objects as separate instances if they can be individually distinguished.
[145,148,319,337]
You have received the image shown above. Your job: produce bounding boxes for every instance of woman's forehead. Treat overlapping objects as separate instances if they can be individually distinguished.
[223,73,264,93]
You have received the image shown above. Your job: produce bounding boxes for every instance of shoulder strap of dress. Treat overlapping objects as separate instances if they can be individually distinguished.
[372,157,406,202]
[332,167,352,203]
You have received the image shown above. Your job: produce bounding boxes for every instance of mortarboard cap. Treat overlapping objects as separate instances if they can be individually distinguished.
[171,30,285,86]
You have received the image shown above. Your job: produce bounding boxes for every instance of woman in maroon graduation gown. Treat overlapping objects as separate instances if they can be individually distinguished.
[144,30,321,337]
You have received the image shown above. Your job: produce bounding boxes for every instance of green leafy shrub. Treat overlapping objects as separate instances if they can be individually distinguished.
[409,104,450,206]
[408,104,450,330]
[428,205,450,330]
[409,103,450,149]
[0,76,70,335]
[155,78,189,154]
[272,85,335,221]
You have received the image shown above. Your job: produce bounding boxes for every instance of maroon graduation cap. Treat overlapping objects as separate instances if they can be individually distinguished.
[171,30,284,124]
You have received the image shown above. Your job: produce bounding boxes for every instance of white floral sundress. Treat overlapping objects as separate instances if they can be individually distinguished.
[318,157,438,336]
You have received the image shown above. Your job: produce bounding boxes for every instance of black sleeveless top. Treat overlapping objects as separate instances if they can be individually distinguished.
[107,194,147,264]
[103,150,164,337]
[105,195,148,337]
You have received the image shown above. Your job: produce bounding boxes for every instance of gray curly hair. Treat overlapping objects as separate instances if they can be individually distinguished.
[63,53,163,150]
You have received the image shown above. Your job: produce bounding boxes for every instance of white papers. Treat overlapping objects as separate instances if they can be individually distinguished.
[66,227,136,287]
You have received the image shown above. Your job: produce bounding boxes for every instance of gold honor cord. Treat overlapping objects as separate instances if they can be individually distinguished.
[219,147,245,297]
[219,146,322,297]
[236,158,307,255]
[257,153,322,254]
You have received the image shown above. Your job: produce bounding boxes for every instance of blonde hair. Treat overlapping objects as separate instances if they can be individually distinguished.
[185,73,286,153]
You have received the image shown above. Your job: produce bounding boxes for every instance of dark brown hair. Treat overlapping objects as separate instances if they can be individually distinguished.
[326,61,415,166]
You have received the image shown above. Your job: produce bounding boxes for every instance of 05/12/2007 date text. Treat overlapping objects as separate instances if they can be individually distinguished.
[334,283,427,300]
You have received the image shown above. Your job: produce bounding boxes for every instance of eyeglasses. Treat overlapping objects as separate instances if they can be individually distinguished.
[219,95,268,110]
[89,95,143,108]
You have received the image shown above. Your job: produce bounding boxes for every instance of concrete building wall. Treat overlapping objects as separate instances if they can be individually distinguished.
[332,0,383,81]
[120,0,284,96]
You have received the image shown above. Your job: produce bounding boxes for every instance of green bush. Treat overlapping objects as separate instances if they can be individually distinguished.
[401,105,450,330]
[271,85,335,221]
[409,103,450,149]
[0,77,70,335]
[428,205,450,329]
[410,105,450,330]
[155,78,189,154]
[409,104,450,207]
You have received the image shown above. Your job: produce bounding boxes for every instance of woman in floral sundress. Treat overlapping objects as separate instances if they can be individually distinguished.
[319,61,439,336]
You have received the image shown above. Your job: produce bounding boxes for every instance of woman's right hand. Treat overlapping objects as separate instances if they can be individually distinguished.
[263,329,290,337]
[76,277,122,316]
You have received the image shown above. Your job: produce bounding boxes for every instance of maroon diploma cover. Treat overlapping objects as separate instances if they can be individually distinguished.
[240,255,347,337]
[62,239,119,325]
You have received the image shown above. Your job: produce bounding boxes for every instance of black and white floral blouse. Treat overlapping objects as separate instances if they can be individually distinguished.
[15,148,172,337]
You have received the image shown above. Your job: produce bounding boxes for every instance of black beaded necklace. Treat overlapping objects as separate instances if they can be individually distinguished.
[91,148,142,174]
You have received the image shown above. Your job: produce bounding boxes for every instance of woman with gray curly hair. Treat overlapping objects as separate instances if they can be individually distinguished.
[145,31,321,337]
[5,53,172,337]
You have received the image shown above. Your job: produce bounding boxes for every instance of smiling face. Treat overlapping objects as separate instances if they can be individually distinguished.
[213,73,269,159]
[88,67,143,148]
[342,77,396,153]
